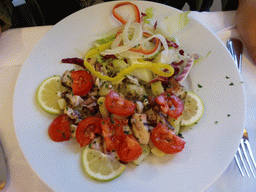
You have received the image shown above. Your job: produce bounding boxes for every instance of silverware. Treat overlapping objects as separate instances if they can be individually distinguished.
[227,38,256,178]
[227,38,243,74]
[0,139,7,190]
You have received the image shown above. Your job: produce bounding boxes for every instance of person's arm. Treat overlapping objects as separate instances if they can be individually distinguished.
[236,0,256,64]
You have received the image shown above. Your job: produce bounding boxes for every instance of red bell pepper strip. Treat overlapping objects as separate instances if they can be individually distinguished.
[112,2,141,24]
[129,32,160,55]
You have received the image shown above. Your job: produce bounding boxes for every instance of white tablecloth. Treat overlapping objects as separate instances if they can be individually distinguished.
[1,10,256,191]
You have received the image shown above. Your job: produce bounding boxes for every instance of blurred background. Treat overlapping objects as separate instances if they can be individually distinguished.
[10,0,227,29]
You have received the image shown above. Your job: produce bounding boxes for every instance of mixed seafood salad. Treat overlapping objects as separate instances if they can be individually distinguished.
[39,1,203,178]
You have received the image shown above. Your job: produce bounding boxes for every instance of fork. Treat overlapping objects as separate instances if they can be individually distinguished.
[227,38,256,178]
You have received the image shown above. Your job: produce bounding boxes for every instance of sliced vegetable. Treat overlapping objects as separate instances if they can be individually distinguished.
[168,116,182,135]
[105,91,136,117]
[76,117,102,147]
[150,123,185,154]
[151,81,165,96]
[156,11,190,38]
[129,68,154,83]
[151,145,167,157]
[97,97,110,119]
[129,32,160,55]
[112,1,140,24]
[142,7,154,24]
[101,118,127,151]
[48,115,71,142]
[155,92,184,119]
[61,57,85,69]
[117,135,143,162]
[84,57,174,82]
[133,144,151,165]
[176,54,197,83]
[126,84,147,100]
[86,41,113,59]
[71,70,93,96]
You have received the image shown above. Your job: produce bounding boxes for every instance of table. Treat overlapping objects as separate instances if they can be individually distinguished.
[0,10,256,191]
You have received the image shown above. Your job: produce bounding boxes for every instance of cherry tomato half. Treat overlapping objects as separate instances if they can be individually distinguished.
[151,123,186,154]
[101,118,127,151]
[155,92,184,119]
[48,115,71,142]
[105,91,136,117]
[76,117,102,147]
[117,135,143,162]
[71,70,93,96]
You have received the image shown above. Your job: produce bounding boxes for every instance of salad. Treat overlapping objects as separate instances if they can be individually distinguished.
[36,1,204,181]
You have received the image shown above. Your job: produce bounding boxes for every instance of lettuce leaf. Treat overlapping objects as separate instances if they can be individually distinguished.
[96,34,116,45]
[143,7,154,24]
[156,11,190,39]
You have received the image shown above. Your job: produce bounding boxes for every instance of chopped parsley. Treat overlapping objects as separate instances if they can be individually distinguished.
[197,84,203,88]
[57,130,66,139]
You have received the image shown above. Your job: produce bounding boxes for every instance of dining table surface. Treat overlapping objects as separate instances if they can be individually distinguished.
[1,9,256,192]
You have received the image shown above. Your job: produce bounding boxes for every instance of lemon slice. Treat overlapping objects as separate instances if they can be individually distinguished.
[82,146,126,181]
[36,76,62,115]
[181,91,204,126]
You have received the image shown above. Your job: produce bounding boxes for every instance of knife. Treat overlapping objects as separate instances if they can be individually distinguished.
[0,139,7,190]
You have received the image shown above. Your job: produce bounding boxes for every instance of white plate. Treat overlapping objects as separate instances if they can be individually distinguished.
[13,1,246,192]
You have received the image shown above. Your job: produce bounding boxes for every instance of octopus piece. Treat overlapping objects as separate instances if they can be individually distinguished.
[167,77,187,100]
[82,97,97,109]
[131,113,150,145]
[70,124,77,138]
[61,70,73,87]
[64,107,81,120]
[136,101,144,114]
[65,93,84,107]
[90,136,104,153]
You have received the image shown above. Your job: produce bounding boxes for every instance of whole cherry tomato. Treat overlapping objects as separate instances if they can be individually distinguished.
[48,115,71,142]
[151,123,186,154]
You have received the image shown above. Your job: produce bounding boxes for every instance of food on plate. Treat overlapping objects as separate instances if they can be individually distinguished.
[82,145,126,181]
[180,91,204,126]
[35,1,205,181]
[36,75,63,115]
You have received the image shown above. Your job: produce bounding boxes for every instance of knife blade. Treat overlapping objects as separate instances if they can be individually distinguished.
[0,139,7,190]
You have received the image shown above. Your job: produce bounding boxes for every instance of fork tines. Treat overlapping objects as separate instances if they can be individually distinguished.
[235,138,256,178]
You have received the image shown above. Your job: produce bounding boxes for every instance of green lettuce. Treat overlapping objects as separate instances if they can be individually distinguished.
[156,11,190,38]
[143,7,154,24]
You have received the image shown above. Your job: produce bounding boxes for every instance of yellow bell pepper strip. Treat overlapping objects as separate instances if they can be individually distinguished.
[84,59,174,82]
[84,41,174,82]
[86,40,113,58]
